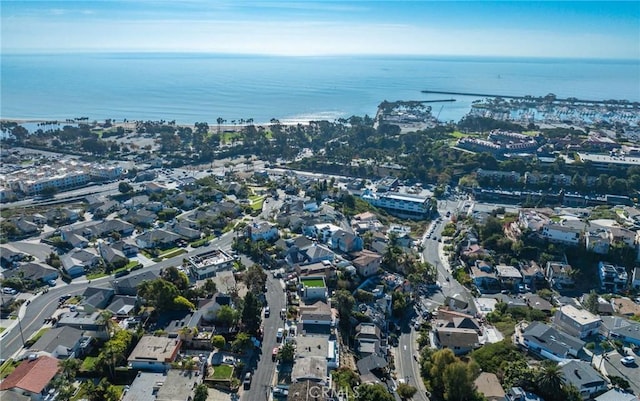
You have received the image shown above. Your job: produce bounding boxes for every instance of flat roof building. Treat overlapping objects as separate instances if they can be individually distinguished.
[187,249,235,279]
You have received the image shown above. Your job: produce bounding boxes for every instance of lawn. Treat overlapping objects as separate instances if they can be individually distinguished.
[81,356,100,372]
[86,271,108,280]
[0,359,19,379]
[301,279,325,288]
[160,249,187,259]
[211,364,234,380]
[0,327,5,333]
[493,318,517,339]
[25,327,50,347]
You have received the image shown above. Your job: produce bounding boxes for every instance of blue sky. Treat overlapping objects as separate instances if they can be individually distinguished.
[2,1,639,58]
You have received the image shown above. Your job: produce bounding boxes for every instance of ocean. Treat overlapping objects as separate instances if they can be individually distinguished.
[1,53,639,125]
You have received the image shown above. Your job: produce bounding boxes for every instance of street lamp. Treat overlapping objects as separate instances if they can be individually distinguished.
[17,315,26,347]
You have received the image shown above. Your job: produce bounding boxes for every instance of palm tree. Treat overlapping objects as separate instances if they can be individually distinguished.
[59,358,81,381]
[537,364,565,400]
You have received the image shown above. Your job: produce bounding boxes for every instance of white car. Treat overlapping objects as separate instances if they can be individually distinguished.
[621,356,636,366]
[276,328,284,342]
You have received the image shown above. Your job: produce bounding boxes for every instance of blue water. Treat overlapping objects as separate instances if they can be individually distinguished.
[1,53,639,125]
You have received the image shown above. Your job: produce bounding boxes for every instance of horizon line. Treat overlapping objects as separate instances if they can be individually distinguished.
[2,50,639,63]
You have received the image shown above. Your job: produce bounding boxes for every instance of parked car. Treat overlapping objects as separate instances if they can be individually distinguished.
[264,306,270,318]
[243,372,252,389]
[47,279,57,287]
[2,287,17,295]
[276,328,284,342]
[621,356,636,366]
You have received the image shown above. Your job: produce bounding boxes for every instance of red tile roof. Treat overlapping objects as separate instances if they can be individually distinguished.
[0,355,59,394]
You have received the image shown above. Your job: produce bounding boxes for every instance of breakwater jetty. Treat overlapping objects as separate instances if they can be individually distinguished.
[421,90,637,106]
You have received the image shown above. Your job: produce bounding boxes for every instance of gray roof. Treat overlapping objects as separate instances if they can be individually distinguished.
[610,321,640,342]
[31,326,83,354]
[523,321,585,356]
[559,360,605,389]
[4,262,57,281]
[82,287,115,309]
[594,388,639,401]
[356,353,387,375]
[113,270,160,291]
[107,295,138,315]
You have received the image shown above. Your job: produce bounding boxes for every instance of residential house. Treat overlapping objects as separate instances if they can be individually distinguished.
[186,249,235,280]
[600,316,640,347]
[56,311,109,339]
[46,207,81,225]
[8,217,40,237]
[585,229,610,254]
[594,388,639,401]
[247,222,279,242]
[98,243,128,268]
[303,223,341,243]
[299,301,334,332]
[171,224,201,241]
[541,223,581,245]
[518,209,551,232]
[127,336,181,372]
[553,305,601,339]
[4,262,58,284]
[519,261,546,287]
[62,232,89,249]
[470,261,500,294]
[545,261,575,289]
[90,219,135,238]
[296,261,336,282]
[496,265,523,291]
[518,321,584,361]
[522,294,553,314]
[608,226,636,248]
[286,244,335,267]
[135,229,181,249]
[111,239,139,257]
[598,261,628,293]
[106,295,138,317]
[612,297,640,318]
[112,270,160,296]
[81,286,115,311]
[558,360,606,400]
[29,326,87,359]
[356,354,388,384]
[351,250,382,278]
[432,310,481,355]
[93,200,119,218]
[61,248,100,278]
[300,276,327,302]
[505,387,544,401]
[355,323,382,357]
[125,209,157,226]
[330,229,363,253]
[0,355,60,399]
[474,372,506,401]
[0,245,25,268]
[155,369,202,401]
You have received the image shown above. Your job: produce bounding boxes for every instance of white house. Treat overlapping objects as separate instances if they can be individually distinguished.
[541,223,581,245]
[127,336,181,372]
[247,222,279,242]
[553,305,601,339]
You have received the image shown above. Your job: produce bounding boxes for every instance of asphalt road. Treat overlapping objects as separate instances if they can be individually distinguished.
[241,274,286,401]
[396,322,429,401]
[0,231,235,359]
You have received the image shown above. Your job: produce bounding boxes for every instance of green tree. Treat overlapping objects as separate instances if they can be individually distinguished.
[356,383,394,401]
[211,335,226,349]
[173,295,195,310]
[241,291,262,335]
[161,266,190,292]
[243,264,267,293]
[118,182,133,194]
[193,384,209,401]
[203,278,217,296]
[333,289,355,332]
[216,305,239,326]
[278,342,296,363]
[137,278,180,311]
[397,383,418,400]
[443,361,476,401]
[429,349,457,396]
[537,363,565,401]
[86,378,121,401]
[231,332,254,353]
[583,290,599,315]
